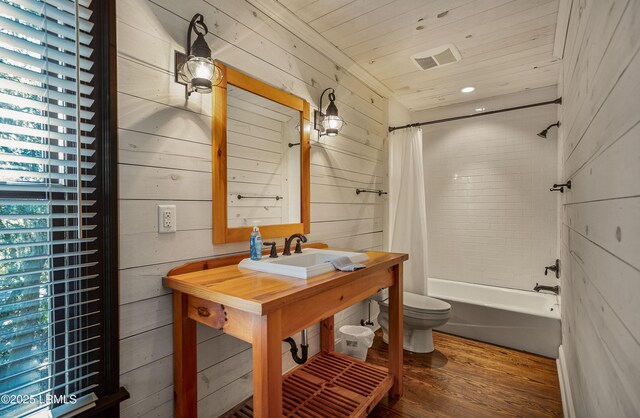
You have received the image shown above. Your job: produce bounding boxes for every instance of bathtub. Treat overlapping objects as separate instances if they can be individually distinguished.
[428,277,561,358]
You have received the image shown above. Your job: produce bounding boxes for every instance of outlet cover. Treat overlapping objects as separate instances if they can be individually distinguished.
[158,205,176,233]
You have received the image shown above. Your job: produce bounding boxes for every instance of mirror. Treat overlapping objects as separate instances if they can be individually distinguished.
[226,85,301,226]
[212,63,310,244]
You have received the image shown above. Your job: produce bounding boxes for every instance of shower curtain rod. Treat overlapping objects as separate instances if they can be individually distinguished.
[388,97,562,133]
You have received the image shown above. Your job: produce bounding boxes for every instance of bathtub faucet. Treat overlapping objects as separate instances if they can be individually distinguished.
[534,283,560,294]
[544,259,560,278]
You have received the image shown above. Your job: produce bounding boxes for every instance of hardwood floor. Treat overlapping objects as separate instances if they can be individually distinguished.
[367,331,563,418]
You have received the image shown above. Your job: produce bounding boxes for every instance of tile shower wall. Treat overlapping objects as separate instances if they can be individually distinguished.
[422,105,558,290]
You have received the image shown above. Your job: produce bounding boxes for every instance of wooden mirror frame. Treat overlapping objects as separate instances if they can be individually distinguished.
[212,62,311,244]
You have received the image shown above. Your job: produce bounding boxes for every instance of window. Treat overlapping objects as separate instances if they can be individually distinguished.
[0,0,123,416]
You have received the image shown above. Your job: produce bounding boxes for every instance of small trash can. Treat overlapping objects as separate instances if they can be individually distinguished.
[338,325,375,361]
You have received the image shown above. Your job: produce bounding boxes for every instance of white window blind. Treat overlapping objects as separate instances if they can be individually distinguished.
[0,0,103,416]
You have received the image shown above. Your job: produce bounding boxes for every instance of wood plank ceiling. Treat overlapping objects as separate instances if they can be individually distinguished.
[277,0,561,111]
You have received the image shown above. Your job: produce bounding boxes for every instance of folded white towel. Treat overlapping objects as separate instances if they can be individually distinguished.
[327,256,366,272]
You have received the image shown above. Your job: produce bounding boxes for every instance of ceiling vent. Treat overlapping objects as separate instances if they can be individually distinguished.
[410,44,461,71]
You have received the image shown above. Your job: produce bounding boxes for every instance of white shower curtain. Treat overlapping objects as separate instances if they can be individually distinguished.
[388,127,429,295]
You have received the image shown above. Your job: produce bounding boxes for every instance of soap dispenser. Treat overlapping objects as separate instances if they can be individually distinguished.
[250,226,262,260]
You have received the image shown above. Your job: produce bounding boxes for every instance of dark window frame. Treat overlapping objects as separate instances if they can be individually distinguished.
[0,0,126,414]
[81,0,128,415]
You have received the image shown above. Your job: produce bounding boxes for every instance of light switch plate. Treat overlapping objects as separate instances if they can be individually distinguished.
[158,205,176,233]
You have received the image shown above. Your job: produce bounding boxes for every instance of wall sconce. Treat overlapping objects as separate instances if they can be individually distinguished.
[537,121,561,138]
[175,13,223,97]
[314,88,344,137]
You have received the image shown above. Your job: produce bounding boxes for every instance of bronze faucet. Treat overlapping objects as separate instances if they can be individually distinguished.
[282,233,307,256]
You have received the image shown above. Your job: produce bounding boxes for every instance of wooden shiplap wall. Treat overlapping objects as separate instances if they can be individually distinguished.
[559,0,640,415]
[116,0,387,416]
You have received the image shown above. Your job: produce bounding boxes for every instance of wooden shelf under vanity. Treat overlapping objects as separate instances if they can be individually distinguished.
[224,352,393,417]
[163,243,407,418]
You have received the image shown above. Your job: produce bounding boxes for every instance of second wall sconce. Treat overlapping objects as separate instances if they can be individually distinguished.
[175,13,223,97]
[314,88,344,137]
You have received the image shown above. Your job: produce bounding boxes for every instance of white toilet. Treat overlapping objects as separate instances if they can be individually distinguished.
[375,291,451,353]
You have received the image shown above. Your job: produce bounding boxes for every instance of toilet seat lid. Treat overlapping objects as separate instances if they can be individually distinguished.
[381,292,450,313]
[404,293,451,312]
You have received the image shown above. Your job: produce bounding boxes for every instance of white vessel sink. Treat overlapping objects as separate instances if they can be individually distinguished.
[238,248,369,279]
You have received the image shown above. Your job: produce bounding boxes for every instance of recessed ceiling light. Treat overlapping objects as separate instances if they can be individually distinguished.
[461,86,475,93]
[475,107,485,112]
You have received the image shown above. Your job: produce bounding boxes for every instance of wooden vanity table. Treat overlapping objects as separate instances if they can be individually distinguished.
[163,244,407,418]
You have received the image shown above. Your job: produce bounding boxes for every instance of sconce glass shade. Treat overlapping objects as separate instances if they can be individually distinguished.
[178,56,222,93]
[321,115,343,137]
